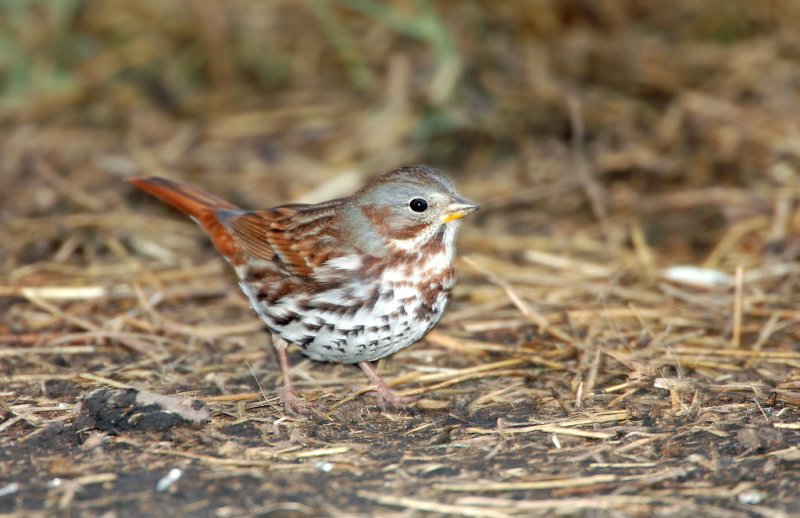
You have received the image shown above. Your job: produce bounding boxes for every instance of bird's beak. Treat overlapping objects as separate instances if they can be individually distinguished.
[442,195,480,223]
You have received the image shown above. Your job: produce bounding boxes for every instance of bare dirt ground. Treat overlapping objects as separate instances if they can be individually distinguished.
[1,2,800,517]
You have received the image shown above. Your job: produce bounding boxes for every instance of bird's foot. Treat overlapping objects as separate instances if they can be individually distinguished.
[280,385,314,415]
[373,384,417,410]
[358,361,416,410]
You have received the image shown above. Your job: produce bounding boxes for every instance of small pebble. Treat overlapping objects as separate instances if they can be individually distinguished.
[315,461,333,473]
[663,266,732,287]
[156,468,184,492]
[0,483,19,498]
[737,490,765,505]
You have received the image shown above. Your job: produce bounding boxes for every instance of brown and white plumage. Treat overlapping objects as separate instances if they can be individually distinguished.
[128,165,478,411]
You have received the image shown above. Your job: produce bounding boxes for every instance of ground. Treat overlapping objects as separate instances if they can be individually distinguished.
[1,2,800,517]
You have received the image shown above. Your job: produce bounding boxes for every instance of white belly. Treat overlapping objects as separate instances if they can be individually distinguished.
[241,266,453,363]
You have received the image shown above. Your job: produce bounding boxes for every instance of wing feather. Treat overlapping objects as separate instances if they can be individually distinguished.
[216,200,353,279]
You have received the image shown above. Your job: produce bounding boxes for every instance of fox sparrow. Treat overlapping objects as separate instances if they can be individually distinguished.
[128,165,479,412]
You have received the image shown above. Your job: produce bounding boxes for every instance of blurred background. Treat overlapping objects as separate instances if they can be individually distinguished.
[3,3,800,514]
[2,0,800,268]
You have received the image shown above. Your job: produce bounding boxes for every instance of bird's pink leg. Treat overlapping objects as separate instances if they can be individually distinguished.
[358,361,416,410]
[273,336,312,414]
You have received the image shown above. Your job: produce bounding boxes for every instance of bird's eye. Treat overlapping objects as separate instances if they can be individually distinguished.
[409,198,428,213]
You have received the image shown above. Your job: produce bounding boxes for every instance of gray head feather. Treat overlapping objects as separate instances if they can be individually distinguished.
[340,165,469,257]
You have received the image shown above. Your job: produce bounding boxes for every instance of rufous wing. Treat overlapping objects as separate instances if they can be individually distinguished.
[216,207,341,278]
[214,210,278,264]
[211,203,347,279]
[262,201,358,279]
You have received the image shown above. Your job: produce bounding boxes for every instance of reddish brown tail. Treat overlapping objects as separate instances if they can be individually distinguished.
[127,176,243,261]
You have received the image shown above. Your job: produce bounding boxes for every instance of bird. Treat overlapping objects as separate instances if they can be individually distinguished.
[127,165,479,412]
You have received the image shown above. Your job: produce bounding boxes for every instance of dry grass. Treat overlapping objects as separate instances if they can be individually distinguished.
[1,1,800,516]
